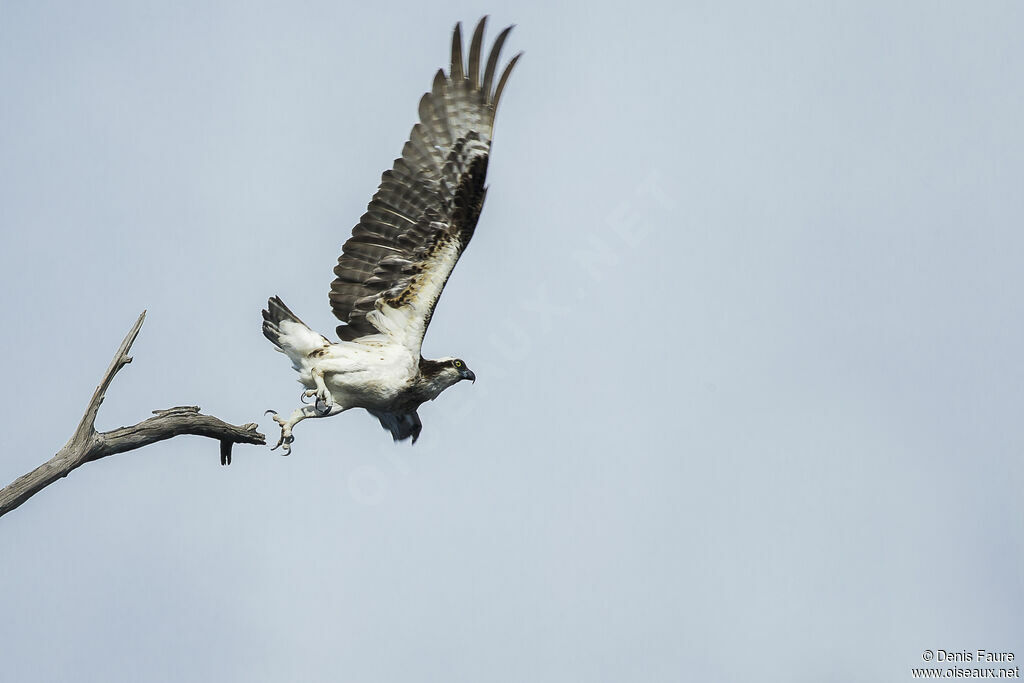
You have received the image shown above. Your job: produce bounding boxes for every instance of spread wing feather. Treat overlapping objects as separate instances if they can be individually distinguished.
[329,17,520,354]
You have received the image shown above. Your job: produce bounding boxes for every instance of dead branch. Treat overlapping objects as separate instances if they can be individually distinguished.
[0,312,265,518]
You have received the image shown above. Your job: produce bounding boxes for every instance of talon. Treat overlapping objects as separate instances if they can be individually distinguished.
[271,430,293,454]
[267,410,294,454]
[320,392,335,410]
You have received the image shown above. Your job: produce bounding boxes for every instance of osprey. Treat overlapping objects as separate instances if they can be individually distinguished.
[262,18,520,453]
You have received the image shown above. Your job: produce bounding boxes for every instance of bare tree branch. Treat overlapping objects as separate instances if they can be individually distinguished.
[0,312,265,518]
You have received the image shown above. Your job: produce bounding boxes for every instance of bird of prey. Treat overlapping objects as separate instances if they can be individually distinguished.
[262,18,520,453]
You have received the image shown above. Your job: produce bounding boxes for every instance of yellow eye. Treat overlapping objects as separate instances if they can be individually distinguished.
[454,360,462,367]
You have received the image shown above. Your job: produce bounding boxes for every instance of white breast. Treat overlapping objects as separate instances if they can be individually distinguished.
[314,338,418,408]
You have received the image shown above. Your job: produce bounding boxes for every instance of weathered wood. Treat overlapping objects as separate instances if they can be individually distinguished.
[0,312,265,518]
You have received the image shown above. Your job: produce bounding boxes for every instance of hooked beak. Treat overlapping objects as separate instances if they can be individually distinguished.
[461,368,476,384]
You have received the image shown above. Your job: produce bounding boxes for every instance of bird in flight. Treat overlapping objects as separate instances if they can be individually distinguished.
[263,17,520,453]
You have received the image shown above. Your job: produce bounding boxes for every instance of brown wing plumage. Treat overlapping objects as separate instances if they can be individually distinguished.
[329,18,521,349]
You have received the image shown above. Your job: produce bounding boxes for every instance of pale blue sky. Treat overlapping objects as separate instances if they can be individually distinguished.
[2,1,1023,681]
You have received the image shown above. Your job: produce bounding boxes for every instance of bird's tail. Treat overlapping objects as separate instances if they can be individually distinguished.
[262,296,328,361]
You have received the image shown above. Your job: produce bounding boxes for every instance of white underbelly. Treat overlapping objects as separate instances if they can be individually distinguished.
[299,339,417,409]
[326,369,410,407]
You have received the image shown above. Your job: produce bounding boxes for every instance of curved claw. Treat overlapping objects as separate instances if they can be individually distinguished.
[315,397,332,415]
[265,409,278,416]
[270,432,294,454]
[300,392,311,404]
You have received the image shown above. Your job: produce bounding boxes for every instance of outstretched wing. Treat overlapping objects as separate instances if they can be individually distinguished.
[329,17,520,353]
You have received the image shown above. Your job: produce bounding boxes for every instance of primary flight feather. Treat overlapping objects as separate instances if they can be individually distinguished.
[262,18,520,453]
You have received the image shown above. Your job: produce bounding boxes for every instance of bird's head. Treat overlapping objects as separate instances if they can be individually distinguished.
[451,358,475,383]
[419,357,476,399]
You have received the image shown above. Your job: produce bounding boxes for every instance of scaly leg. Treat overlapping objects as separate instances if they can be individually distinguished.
[265,403,345,455]
[301,366,335,413]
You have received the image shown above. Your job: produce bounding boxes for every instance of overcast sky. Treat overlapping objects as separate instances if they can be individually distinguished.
[2,1,1022,681]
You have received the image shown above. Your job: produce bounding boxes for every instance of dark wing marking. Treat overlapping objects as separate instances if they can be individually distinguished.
[329,17,521,353]
[368,409,423,443]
